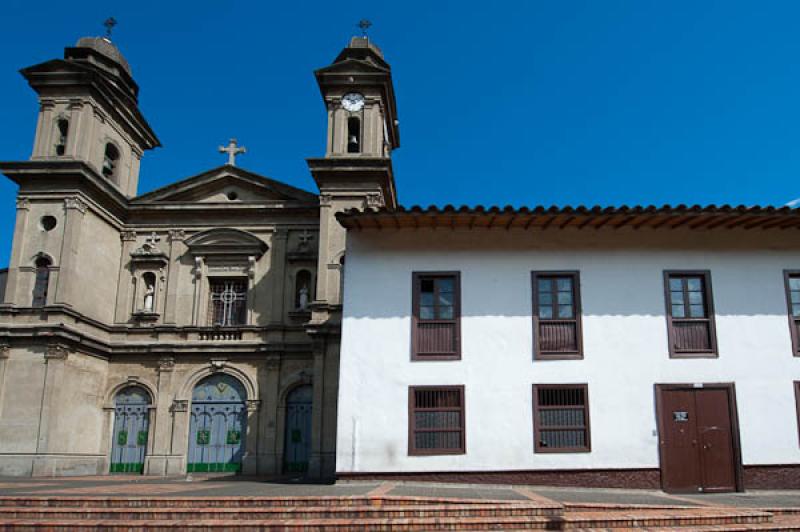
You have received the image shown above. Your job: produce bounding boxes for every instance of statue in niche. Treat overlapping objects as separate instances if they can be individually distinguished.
[143,273,156,312]
[298,284,309,310]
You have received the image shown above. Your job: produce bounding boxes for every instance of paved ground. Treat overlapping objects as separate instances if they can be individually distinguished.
[0,475,797,509]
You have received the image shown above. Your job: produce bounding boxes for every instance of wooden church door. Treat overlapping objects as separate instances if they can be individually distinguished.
[110,386,151,473]
[188,374,247,473]
[284,385,312,473]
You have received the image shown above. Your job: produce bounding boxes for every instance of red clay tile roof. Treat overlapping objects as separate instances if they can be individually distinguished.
[336,204,800,231]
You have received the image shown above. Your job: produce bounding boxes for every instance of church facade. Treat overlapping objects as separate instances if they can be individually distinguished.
[0,33,398,478]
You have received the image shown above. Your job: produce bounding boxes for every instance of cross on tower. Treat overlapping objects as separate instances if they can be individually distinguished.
[219,138,246,166]
[358,19,372,37]
[104,17,117,39]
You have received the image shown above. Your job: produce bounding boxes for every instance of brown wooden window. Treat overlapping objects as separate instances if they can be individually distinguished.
[795,382,800,446]
[784,272,800,356]
[532,272,582,359]
[208,278,247,326]
[408,386,465,455]
[411,272,461,360]
[533,384,590,453]
[664,271,717,357]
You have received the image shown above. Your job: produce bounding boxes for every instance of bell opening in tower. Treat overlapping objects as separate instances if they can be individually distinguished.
[347,117,361,153]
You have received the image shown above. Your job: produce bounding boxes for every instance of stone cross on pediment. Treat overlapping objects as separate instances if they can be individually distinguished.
[219,138,246,166]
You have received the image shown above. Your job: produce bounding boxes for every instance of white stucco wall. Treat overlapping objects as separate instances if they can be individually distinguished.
[337,229,800,473]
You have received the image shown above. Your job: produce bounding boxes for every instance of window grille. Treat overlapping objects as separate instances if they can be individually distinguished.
[409,386,465,455]
[533,384,590,452]
[208,279,247,326]
[532,272,582,358]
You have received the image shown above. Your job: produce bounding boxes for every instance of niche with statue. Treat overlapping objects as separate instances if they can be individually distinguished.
[129,232,168,322]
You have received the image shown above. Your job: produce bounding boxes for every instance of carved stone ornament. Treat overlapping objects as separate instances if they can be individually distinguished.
[194,257,203,280]
[15,198,31,211]
[63,196,87,214]
[172,399,188,412]
[210,359,227,372]
[248,256,256,280]
[131,232,166,258]
[45,343,69,361]
[168,229,186,242]
[365,192,384,208]
[120,230,137,242]
[157,356,175,372]
[246,399,261,412]
[0,343,10,359]
[319,193,334,207]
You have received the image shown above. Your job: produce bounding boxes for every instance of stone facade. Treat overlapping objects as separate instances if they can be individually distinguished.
[0,34,400,478]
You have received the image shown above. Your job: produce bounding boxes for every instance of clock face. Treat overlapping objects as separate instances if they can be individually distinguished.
[342,92,365,112]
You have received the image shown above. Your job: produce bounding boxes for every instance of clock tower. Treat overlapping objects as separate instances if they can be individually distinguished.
[305,35,401,477]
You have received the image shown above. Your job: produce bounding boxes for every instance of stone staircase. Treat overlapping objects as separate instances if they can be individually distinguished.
[0,495,790,530]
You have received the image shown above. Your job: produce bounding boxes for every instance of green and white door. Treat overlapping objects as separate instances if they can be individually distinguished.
[110,386,151,473]
[284,385,312,473]
[188,374,247,473]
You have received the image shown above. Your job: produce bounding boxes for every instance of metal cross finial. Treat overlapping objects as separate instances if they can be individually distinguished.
[219,138,247,166]
[103,17,117,39]
[358,19,372,37]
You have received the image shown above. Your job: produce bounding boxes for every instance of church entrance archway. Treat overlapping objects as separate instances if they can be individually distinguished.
[284,385,312,473]
[188,374,247,473]
[110,386,151,473]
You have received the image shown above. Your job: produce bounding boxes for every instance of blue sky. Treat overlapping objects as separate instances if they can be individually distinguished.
[1,1,800,265]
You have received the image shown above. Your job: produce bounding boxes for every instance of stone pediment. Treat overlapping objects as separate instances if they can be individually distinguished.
[131,165,318,205]
[184,228,268,258]
[315,58,390,76]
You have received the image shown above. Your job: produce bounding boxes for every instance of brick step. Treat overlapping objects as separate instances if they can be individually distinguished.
[555,508,773,529]
[0,502,555,520]
[0,495,531,509]
[0,515,553,531]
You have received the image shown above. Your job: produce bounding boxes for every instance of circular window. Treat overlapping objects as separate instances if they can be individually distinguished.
[40,216,57,232]
[226,191,239,201]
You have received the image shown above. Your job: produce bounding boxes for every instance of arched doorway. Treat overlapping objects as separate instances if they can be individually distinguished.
[188,374,247,473]
[110,386,151,473]
[284,385,312,473]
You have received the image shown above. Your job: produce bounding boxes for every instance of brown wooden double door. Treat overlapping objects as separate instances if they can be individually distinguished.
[656,385,740,493]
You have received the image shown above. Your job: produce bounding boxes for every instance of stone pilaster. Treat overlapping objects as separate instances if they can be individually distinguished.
[257,354,281,474]
[168,399,189,475]
[0,344,10,420]
[145,356,175,475]
[270,231,289,325]
[243,399,261,475]
[164,230,185,324]
[53,197,87,306]
[114,230,137,323]
[4,198,31,305]
[308,338,326,478]
[32,343,69,476]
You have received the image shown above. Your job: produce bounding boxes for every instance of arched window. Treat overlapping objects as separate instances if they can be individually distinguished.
[295,270,312,310]
[102,143,120,180]
[55,119,69,156]
[142,272,156,312]
[32,256,51,307]
[347,117,361,153]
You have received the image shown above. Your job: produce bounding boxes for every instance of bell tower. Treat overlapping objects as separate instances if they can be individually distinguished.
[305,33,401,478]
[21,30,159,197]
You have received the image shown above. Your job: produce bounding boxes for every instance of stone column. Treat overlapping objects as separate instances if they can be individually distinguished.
[269,231,289,325]
[243,399,261,475]
[32,102,55,158]
[65,101,84,159]
[308,337,326,478]
[114,231,137,323]
[164,230,185,324]
[145,356,175,476]
[53,197,87,306]
[32,343,70,477]
[191,256,204,326]
[257,354,281,474]
[4,198,31,306]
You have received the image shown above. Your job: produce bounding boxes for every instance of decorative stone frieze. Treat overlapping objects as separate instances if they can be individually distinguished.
[168,229,186,242]
[15,198,31,211]
[44,344,69,361]
[171,399,188,412]
[365,192,384,208]
[0,343,10,359]
[120,230,137,242]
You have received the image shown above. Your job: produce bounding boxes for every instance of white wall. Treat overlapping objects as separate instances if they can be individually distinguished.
[337,229,800,473]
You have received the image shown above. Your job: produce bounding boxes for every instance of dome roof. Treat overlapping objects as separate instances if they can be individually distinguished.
[74,36,131,76]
